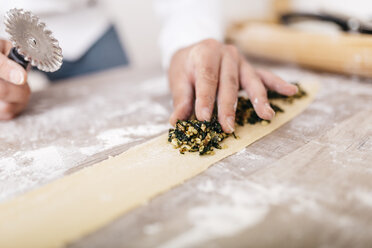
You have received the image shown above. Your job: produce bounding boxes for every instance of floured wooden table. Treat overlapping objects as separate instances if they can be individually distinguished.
[0,62,371,248]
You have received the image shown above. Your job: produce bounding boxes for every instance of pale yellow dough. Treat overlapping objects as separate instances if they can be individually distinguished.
[0,82,318,248]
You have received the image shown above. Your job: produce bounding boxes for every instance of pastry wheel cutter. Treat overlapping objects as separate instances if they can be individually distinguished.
[4,8,63,72]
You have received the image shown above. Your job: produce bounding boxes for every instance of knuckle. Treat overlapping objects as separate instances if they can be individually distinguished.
[0,113,15,120]
[173,97,188,109]
[225,44,239,57]
[227,84,239,95]
[0,56,6,69]
[226,74,238,85]
[24,85,31,99]
[5,40,12,47]
[248,90,266,101]
[190,44,212,59]
[0,83,9,98]
[218,92,237,106]
[200,38,220,47]
[189,46,203,61]
[0,39,10,47]
[220,101,236,110]
[255,68,265,75]
[221,108,235,117]
[15,84,31,103]
[0,103,12,113]
[221,74,239,92]
[197,92,214,104]
[256,92,268,101]
[217,106,234,120]
[192,39,220,56]
[199,66,218,85]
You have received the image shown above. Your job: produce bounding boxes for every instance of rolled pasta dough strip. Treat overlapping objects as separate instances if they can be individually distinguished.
[0,82,318,248]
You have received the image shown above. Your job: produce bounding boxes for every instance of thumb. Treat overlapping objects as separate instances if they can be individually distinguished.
[0,52,27,85]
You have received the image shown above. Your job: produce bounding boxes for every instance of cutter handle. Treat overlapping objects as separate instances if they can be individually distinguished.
[8,47,29,70]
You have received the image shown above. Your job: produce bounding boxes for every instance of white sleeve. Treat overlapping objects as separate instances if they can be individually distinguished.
[154,0,224,69]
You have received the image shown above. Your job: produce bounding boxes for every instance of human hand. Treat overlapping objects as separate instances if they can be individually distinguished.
[168,39,298,133]
[0,39,30,120]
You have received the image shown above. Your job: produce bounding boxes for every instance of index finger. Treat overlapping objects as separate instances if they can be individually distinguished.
[217,46,240,133]
[169,71,194,125]
[239,58,274,120]
[192,43,221,121]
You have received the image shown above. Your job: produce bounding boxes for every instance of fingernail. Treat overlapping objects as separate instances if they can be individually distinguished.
[226,116,235,133]
[9,69,24,85]
[253,97,259,107]
[201,107,211,121]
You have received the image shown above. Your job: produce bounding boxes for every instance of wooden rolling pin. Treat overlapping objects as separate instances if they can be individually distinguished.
[227,22,372,78]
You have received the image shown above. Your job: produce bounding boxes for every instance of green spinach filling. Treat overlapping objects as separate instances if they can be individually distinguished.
[168,83,306,155]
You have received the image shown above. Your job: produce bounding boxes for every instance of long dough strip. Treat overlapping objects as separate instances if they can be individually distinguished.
[0,82,318,248]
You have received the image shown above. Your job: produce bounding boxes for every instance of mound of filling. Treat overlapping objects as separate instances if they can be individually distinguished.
[168,83,307,155]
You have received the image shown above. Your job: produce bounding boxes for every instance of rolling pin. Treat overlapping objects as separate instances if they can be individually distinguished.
[227,22,372,78]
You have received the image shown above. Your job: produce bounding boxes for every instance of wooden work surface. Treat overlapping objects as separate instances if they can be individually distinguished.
[0,62,371,248]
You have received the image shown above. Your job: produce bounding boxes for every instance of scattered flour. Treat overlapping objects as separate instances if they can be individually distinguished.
[140,77,169,96]
[350,190,372,208]
[143,223,163,235]
[0,146,79,201]
[97,130,139,148]
[0,67,371,246]
[160,179,342,248]
[96,124,169,148]
[196,180,215,193]
[0,76,172,203]
[159,181,276,248]
[79,145,104,156]
[160,203,268,248]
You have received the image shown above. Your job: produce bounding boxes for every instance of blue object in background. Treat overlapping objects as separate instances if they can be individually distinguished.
[44,25,129,81]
